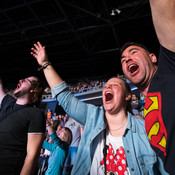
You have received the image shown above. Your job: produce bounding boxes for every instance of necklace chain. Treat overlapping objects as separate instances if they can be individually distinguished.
[108,118,128,131]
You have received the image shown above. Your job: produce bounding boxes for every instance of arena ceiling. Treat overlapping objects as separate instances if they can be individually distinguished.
[0,0,159,89]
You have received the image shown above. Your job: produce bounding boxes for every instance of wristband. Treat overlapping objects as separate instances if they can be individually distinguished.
[38,62,51,71]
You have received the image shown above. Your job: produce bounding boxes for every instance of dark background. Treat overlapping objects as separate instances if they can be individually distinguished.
[0,0,159,89]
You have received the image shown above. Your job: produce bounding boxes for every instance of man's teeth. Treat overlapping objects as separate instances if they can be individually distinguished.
[129,64,136,70]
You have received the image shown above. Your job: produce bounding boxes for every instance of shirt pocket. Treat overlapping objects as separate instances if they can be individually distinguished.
[139,155,157,166]
[138,155,157,174]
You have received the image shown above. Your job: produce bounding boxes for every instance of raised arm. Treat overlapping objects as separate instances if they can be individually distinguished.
[31,41,63,88]
[0,78,6,105]
[150,0,175,51]
[31,42,94,126]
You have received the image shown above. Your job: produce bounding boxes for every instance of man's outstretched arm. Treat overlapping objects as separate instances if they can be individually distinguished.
[150,0,175,52]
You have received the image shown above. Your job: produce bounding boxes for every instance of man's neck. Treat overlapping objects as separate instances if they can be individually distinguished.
[16,98,31,105]
[139,87,148,97]
[138,66,158,97]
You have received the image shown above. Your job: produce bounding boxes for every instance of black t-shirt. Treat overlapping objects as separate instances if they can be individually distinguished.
[0,95,46,174]
[145,45,175,174]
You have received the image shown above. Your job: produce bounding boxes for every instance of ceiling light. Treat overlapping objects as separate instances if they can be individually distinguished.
[116,9,121,14]
[110,10,115,16]
[110,8,121,16]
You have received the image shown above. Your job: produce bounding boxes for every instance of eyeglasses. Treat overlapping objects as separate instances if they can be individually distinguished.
[21,78,37,88]
[21,78,33,85]
[20,78,38,89]
[26,79,33,85]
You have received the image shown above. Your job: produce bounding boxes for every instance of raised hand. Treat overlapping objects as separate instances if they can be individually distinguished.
[31,41,49,66]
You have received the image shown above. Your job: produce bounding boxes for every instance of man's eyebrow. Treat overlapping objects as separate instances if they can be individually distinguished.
[121,55,125,59]
[26,78,33,85]
[121,47,139,59]
[128,48,139,52]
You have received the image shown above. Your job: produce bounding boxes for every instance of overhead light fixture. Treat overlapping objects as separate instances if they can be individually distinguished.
[110,9,115,16]
[110,8,121,16]
[115,9,121,14]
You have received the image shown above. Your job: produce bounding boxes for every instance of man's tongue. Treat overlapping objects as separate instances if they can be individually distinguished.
[130,65,139,73]
[106,93,113,101]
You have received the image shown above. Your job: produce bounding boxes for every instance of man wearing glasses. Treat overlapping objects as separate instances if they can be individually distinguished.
[0,76,46,175]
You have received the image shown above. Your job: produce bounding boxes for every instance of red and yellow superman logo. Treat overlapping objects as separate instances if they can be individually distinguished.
[144,92,167,156]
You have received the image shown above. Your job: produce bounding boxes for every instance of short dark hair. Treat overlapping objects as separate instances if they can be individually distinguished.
[120,42,151,56]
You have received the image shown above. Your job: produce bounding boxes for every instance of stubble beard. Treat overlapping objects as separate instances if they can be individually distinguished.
[13,89,25,98]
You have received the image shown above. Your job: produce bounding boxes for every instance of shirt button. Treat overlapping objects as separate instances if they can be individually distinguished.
[127,150,129,153]
[131,168,134,171]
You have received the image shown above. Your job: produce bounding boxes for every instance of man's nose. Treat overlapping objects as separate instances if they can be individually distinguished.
[125,56,132,63]
[19,79,24,83]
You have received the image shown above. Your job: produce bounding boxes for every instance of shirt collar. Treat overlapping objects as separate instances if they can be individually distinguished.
[123,112,136,136]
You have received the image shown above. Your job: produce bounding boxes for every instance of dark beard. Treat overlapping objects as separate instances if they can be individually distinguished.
[13,90,23,98]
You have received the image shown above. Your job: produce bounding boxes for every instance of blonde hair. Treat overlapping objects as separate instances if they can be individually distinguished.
[62,127,72,145]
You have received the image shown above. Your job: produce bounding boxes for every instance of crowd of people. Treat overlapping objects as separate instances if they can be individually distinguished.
[131,93,145,119]
[42,77,108,100]
[35,111,84,175]
[0,0,175,174]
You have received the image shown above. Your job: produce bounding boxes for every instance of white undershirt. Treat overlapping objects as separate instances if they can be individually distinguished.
[90,131,130,175]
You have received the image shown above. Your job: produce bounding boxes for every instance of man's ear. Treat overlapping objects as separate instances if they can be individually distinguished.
[150,53,157,64]
[30,89,35,93]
